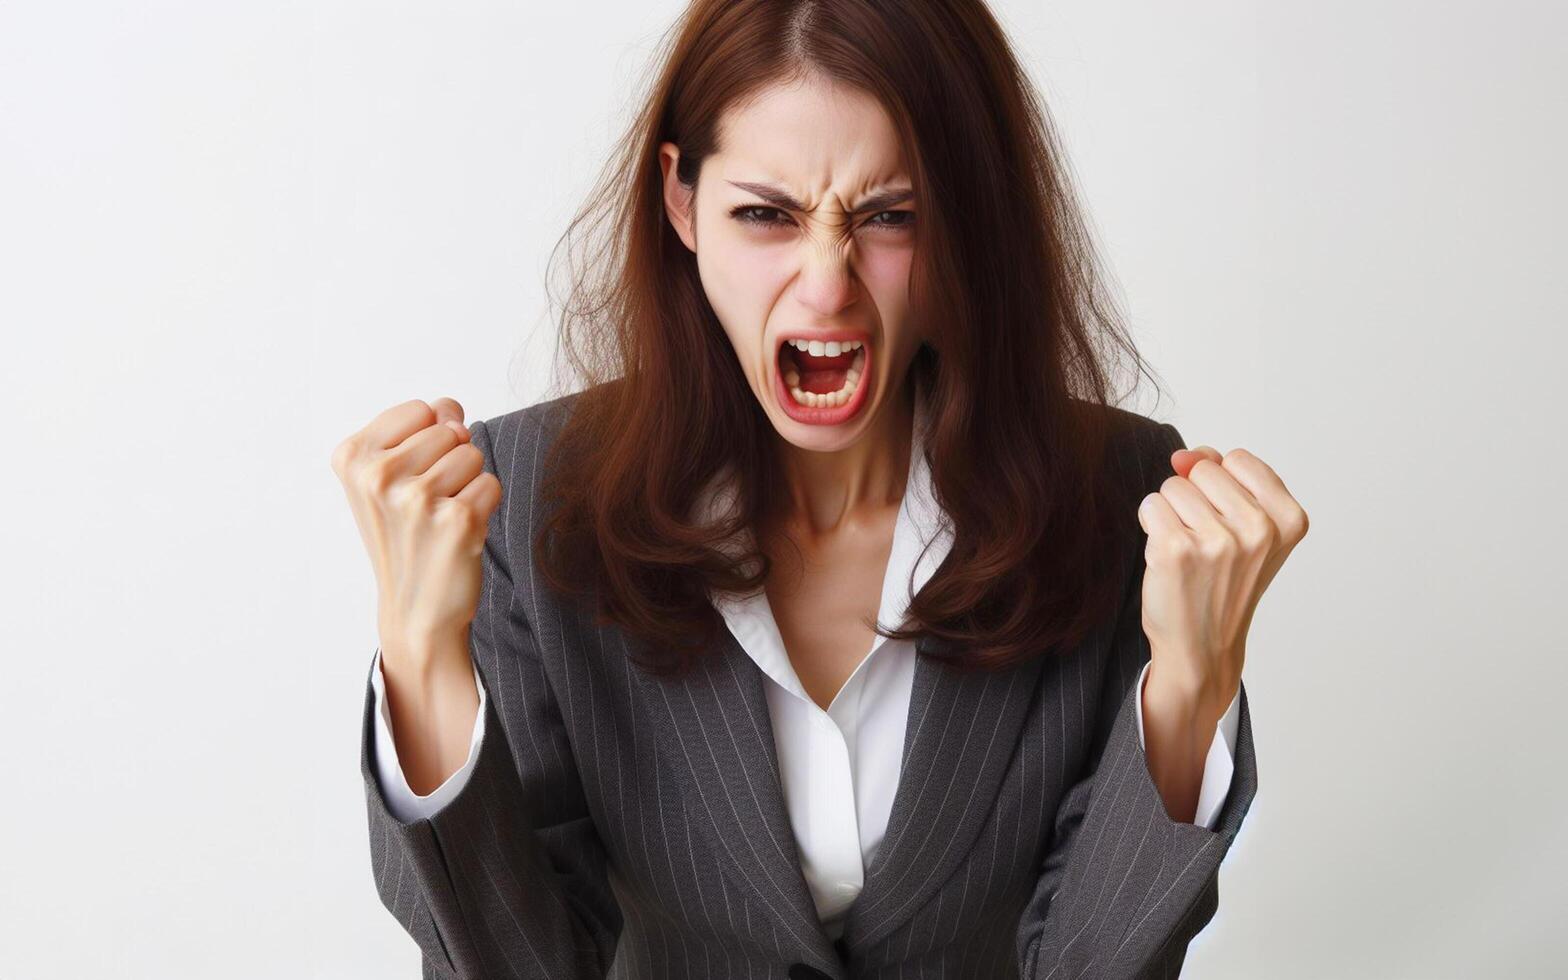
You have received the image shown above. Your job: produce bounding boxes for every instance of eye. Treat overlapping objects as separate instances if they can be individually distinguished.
[866,210,916,230]
[727,204,916,231]
[729,205,791,227]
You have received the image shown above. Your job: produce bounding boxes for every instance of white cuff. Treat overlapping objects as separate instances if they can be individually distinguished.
[370,646,487,824]
[1134,659,1241,831]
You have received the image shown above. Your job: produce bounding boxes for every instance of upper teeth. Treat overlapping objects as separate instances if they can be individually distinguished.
[787,338,863,357]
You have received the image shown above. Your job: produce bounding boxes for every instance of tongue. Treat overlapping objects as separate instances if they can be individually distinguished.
[786,347,852,394]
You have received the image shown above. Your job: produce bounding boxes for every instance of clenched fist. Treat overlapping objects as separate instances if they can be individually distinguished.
[1138,440,1309,717]
[331,397,502,675]
[1133,438,1308,823]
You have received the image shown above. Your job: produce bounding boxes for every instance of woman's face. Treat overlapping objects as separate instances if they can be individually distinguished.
[659,75,924,452]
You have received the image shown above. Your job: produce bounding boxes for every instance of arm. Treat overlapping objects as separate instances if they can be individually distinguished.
[1133,659,1241,831]
[370,645,487,824]
[1015,420,1259,979]
[360,414,622,979]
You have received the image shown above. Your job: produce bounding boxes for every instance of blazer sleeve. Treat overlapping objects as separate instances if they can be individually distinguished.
[359,415,622,979]
[1014,420,1259,979]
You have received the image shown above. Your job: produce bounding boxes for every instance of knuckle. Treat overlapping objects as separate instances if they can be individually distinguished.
[358,457,395,496]
[387,478,428,514]
[429,501,461,532]
[1286,504,1310,540]
[436,500,481,536]
[1160,475,1185,495]
[330,435,359,475]
[1199,531,1235,561]
[1240,511,1277,550]
[1155,533,1193,564]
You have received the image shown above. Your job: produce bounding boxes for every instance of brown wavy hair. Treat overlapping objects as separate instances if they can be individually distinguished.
[530,0,1168,678]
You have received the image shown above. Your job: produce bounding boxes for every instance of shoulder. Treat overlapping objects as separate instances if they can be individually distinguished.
[471,388,593,475]
[1099,401,1183,459]
[479,388,587,445]
[1088,400,1186,503]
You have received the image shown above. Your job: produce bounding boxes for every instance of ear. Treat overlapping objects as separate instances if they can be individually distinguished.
[658,141,697,253]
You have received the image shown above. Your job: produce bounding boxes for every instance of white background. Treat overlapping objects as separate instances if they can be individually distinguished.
[2,1,1563,976]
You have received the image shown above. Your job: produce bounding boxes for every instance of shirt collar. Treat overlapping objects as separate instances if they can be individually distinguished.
[696,384,953,702]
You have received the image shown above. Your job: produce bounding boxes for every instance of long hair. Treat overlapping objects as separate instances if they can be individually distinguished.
[531,0,1166,678]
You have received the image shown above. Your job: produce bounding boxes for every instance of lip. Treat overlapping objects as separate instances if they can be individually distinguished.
[773,333,873,426]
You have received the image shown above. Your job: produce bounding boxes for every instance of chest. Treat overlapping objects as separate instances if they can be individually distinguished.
[761,508,900,711]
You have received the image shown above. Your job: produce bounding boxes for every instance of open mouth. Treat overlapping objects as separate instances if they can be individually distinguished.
[776,336,868,410]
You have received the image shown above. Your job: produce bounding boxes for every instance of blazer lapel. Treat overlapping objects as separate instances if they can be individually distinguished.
[635,623,845,975]
[634,608,1046,969]
[835,631,1047,957]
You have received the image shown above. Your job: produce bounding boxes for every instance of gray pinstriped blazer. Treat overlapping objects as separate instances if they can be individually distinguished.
[359,388,1258,979]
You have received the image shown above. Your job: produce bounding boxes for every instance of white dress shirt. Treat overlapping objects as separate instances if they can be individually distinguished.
[369,392,1242,940]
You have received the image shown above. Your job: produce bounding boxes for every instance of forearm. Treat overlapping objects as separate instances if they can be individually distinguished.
[1140,661,1231,825]
[380,629,480,795]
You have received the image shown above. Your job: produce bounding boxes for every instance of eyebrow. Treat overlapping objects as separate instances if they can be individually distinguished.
[725,180,914,215]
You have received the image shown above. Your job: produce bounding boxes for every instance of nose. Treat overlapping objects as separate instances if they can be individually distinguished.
[792,242,858,320]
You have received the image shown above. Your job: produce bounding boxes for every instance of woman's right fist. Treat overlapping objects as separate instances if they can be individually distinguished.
[331,397,503,667]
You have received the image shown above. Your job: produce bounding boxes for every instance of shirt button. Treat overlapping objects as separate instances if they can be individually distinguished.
[833,881,860,899]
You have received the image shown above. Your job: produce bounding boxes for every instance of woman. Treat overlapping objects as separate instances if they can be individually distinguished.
[331,0,1308,976]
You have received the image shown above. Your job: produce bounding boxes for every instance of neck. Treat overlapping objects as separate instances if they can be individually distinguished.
[765,377,917,539]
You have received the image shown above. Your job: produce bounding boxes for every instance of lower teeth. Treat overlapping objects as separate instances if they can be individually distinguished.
[784,348,864,409]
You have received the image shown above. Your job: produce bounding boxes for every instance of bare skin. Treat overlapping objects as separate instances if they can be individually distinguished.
[760,507,900,712]
[755,384,912,711]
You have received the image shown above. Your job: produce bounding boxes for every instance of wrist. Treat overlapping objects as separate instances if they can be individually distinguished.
[380,622,470,677]
[1144,660,1227,737]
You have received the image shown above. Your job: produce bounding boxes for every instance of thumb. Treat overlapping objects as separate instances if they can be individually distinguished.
[1171,444,1221,479]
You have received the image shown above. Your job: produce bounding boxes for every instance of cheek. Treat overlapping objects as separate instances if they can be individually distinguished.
[859,245,914,341]
[697,233,792,326]
[694,231,792,383]
[859,240,913,294]
[705,227,792,296]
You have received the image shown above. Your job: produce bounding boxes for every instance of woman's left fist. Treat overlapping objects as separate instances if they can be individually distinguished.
[1136,441,1309,709]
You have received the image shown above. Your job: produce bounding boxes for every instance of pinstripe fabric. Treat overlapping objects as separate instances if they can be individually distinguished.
[360,389,1258,979]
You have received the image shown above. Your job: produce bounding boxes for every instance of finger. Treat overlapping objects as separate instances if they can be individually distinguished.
[1183,456,1266,523]
[1138,490,1189,542]
[362,399,439,451]
[1217,449,1307,545]
[383,419,463,479]
[455,470,502,520]
[429,397,470,442]
[1171,445,1221,480]
[420,441,485,498]
[1158,475,1226,535]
